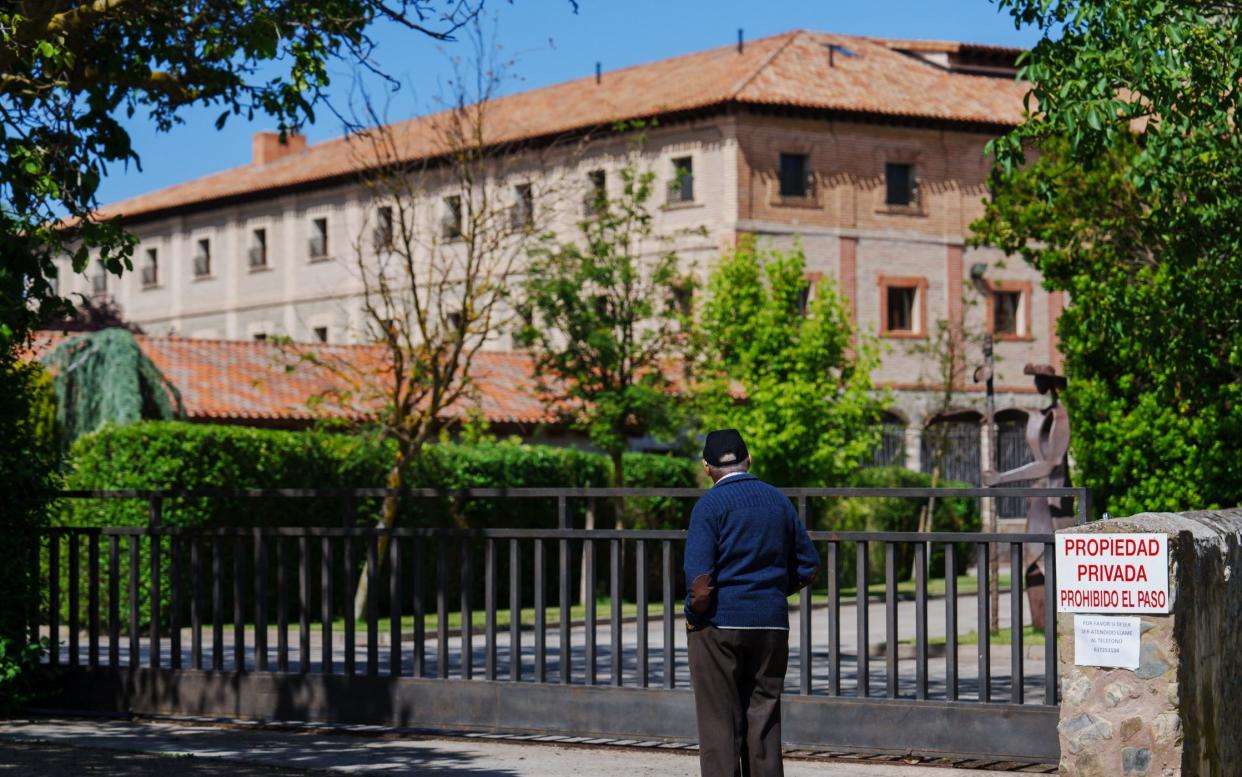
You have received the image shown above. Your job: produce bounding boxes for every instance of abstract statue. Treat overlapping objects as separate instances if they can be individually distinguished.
[982,363,1074,630]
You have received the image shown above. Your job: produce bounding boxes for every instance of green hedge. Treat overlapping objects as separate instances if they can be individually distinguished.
[53,422,700,626]
[61,422,699,529]
[817,466,981,584]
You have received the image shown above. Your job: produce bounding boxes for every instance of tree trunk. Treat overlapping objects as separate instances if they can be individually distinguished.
[988,506,1000,635]
[579,498,595,606]
[353,445,409,619]
[580,450,624,606]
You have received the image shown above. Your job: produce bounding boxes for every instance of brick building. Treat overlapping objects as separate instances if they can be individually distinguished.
[63,30,1059,497]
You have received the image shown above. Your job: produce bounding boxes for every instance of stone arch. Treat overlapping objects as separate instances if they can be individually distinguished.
[870,410,908,468]
[995,407,1035,518]
[921,410,982,485]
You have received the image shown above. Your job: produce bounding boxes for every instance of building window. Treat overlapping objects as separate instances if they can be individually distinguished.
[313,326,329,343]
[253,332,268,342]
[878,275,926,337]
[797,272,822,316]
[91,261,107,295]
[990,285,1030,339]
[921,415,982,486]
[870,412,908,468]
[308,217,328,260]
[669,157,694,203]
[374,206,394,250]
[584,169,606,214]
[779,153,809,198]
[885,162,916,206]
[249,228,267,269]
[512,183,534,230]
[670,282,694,318]
[442,196,463,239]
[887,287,916,332]
[193,238,211,277]
[141,248,159,288]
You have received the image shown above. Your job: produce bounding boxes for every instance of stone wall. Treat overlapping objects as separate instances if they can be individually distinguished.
[1056,510,1242,777]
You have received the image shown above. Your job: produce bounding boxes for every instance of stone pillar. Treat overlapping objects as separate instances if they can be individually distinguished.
[1055,510,1242,776]
[904,424,921,473]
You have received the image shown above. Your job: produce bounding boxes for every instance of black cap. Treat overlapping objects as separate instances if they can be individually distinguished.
[702,429,749,467]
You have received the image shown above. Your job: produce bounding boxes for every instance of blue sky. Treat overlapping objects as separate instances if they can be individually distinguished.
[98,0,1043,206]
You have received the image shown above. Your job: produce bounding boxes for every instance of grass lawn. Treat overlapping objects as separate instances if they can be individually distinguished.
[811,573,1012,605]
[902,625,1046,647]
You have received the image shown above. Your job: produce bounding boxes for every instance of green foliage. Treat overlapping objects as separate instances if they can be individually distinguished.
[58,421,698,626]
[39,328,184,445]
[695,237,887,486]
[65,421,699,529]
[979,0,1242,514]
[0,358,61,643]
[0,1,490,354]
[0,638,47,715]
[818,467,981,583]
[516,163,696,486]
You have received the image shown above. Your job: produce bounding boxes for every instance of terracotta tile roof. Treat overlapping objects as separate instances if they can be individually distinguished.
[100,30,1028,222]
[32,333,556,427]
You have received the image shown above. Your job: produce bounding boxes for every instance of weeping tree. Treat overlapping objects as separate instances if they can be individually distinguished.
[39,328,183,444]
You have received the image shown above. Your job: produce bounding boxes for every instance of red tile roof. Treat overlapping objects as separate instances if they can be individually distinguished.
[33,333,556,428]
[100,30,1028,222]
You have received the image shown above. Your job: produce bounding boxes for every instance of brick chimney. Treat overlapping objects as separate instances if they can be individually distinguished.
[252,131,306,166]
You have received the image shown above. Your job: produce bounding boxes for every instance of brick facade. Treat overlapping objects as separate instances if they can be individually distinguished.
[64,30,1056,470]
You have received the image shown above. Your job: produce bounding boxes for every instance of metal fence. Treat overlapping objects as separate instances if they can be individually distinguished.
[31,486,1090,761]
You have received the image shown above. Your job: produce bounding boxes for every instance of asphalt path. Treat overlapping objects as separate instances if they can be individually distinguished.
[0,718,1007,776]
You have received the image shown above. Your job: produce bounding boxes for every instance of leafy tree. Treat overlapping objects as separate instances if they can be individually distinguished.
[977,1,1242,514]
[696,238,885,487]
[0,361,61,643]
[293,28,560,613]
[516,163,695,488]
[39,327,183,445]
[0,1,502,351]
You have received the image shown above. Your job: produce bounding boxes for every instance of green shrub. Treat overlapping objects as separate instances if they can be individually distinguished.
[817,466,981,585]
[0,359,59,658]
[0,638,46,715]
[54,422,700,626]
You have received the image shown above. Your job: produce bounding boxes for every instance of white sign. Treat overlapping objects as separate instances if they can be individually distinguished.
[1055,533,1170,614]
[1074,615,1141,669]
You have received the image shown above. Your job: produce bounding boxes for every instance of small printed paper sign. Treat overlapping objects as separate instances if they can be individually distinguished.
[1073,615,1141,670]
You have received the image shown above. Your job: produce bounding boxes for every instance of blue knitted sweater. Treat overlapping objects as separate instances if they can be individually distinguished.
[682,473,820,629]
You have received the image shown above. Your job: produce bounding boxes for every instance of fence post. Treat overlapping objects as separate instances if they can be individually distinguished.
[148,493,163,670]
[342,491,357,529]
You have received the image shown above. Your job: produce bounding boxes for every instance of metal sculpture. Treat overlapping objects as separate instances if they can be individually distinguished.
[982,364,1074,630]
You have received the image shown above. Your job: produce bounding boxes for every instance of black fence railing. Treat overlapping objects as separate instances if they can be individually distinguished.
[33,487,1087,704]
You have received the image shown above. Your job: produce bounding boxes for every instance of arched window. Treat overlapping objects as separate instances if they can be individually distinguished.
[869,412,907,468]
[996,409,1034,518]
[921,412,981,485]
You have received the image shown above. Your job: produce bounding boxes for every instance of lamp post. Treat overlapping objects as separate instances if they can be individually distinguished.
[970,263,1000,634]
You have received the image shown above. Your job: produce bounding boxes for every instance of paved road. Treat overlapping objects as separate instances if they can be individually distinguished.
[0,718,1000,776]
[44,591,1052,703]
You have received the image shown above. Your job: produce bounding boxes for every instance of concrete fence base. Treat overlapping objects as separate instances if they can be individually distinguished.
[1055,510,1242,777]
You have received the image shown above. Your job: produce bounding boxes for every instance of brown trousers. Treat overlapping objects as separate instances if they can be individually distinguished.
[687,626,789,777]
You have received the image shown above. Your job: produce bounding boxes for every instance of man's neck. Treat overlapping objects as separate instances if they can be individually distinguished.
[714,471,750,486]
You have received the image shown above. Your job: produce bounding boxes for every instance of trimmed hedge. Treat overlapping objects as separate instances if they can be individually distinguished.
[54,422,700,626]
[817,466,981,584]
[61,422,699,530]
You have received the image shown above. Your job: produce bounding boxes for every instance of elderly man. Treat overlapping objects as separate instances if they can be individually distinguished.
[684,429,820,777]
